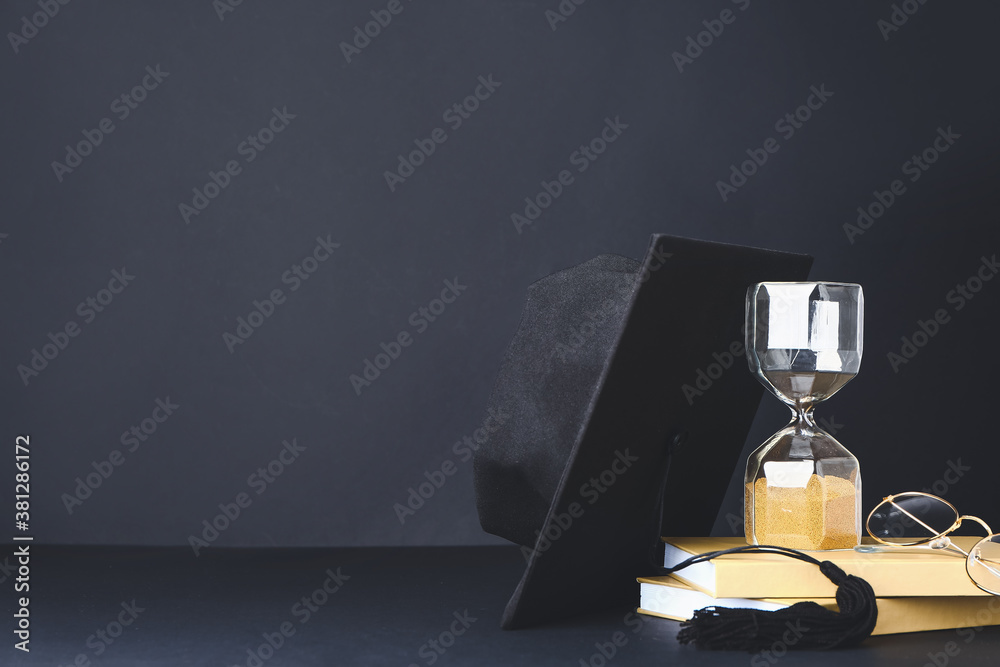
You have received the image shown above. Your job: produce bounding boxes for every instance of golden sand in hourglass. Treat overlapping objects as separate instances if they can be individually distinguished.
[745,473,859,551]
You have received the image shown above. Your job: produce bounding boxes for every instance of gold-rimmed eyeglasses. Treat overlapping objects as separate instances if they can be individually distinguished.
[864,491,1000,595]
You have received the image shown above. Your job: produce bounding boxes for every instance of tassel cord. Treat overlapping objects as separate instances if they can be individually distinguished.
[655,544,878,651]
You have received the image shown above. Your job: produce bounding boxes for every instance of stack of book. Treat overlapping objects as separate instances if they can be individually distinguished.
[639,537,1000,636]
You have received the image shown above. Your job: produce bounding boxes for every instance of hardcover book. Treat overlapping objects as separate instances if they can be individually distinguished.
[638,576,1000,636]
[662,536,991,598]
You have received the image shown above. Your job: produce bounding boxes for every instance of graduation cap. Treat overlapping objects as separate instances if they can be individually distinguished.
[473,234,813,629]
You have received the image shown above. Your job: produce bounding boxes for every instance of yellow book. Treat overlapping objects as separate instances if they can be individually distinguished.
[662,536,991,598]
[637,576,1000,636]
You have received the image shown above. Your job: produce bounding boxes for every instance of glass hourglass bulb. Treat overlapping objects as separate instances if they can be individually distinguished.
[744,282,863,551]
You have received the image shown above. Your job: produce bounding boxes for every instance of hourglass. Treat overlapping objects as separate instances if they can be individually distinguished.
[744,282,863,550]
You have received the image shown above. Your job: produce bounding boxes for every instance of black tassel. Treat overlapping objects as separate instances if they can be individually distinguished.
[658,545,878,651]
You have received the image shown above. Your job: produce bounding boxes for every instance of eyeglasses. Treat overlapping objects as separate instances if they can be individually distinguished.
[864,491,1000,595]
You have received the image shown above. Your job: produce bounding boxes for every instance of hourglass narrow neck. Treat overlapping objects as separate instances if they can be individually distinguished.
[787,403,819,434]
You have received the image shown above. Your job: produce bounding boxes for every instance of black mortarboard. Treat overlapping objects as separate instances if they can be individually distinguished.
[473,234,813,629]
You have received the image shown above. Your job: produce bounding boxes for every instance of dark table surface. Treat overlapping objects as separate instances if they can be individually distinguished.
[12,545,1000,666]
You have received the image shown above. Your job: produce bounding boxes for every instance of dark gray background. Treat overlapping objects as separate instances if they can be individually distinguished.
[2,0,997,548]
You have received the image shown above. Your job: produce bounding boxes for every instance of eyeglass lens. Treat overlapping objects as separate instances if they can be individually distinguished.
[867,493,959,543]
[968,535,1000,595]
